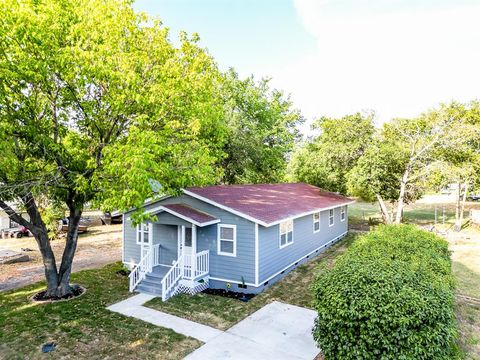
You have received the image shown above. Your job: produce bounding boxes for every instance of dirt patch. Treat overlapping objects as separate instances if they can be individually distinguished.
[0,224,122,292]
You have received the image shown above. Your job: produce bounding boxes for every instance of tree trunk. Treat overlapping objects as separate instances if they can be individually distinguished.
[395,168,410,224]
[376,194,392,224]
[1,194,83,298]
[56,206,82,296]
[455,182,468,232]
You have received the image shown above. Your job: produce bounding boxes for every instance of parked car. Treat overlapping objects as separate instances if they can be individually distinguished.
[59,218,89,233]
[8,227,30,238]
[468,193,480,201]
[101,211,123,225]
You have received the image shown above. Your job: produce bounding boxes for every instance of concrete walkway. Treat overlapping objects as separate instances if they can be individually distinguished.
[107,295,319,360]
[185,301,319,360]
[107,294,223,342]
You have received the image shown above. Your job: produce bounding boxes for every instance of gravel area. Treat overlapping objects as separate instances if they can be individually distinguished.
[0,224,122,292]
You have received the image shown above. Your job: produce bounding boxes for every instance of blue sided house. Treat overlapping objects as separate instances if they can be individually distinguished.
[122,183,354,301]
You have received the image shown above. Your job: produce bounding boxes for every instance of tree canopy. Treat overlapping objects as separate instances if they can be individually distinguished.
[0,0,226,296]
[287,112,375,193]
[220,70,303,184]
[0,0,305,297]
[347,102,480,223]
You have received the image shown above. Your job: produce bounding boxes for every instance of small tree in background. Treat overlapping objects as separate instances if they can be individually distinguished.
[348,102,479,224]
[287,112,375,193]
[220,69,304,184]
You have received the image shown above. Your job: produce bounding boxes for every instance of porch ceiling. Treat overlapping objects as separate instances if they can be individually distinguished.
[149,203,220,227]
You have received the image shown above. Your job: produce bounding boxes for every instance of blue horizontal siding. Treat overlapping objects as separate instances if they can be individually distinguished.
[258,206,348,283]
[123,194,256,284]
[123,216,140,265]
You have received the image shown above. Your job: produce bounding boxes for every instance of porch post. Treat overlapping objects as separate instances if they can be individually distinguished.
[181,225,185,277]
[192,224,197,279]
[148,222,153,272]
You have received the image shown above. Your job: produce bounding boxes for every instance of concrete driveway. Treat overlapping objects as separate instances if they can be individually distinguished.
[184,301,320,360]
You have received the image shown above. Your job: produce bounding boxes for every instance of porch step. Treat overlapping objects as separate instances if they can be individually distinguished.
[137,283,162,296]
[145,272,164,281]
[141,278,162,288]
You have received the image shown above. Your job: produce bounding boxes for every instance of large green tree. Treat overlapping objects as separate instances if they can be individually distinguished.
[220,70,303,184]
[0,0,226,297]
[287,112,375,193]
[348,102,479,224]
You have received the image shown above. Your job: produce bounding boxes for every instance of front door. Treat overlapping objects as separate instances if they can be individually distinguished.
[139,223,151,259]
[178,226,193,278]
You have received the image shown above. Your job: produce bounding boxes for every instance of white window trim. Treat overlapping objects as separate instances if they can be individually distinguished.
[329,209,334,227]
[341,206,346,222]
[217,224,237,257]
[279,219,294,249]
[313,212,320,233]
[136,223,150,245]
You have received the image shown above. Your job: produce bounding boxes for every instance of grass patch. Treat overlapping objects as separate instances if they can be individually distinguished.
[348,200,474,229]
[145,233,357,330]
[456,298,480,359]
[0,263,200,359]
[454,261,480,299]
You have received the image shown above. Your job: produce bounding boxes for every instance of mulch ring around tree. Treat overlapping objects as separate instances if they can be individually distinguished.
[31,284,86,303]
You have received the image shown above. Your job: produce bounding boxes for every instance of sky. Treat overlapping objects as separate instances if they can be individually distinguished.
[134,0,480,130]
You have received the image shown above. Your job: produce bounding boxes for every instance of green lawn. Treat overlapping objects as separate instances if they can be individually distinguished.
[348,199,473,229]
[1,221,478,359]
[146,233,357,330]
[0,263,200,360]
[452,245,480,359]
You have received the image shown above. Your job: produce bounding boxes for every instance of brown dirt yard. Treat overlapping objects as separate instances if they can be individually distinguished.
[0,223,122,292]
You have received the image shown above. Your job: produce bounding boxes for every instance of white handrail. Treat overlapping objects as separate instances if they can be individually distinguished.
[160,250,210,301]
[161,255,183,301]
[128,244,160,292]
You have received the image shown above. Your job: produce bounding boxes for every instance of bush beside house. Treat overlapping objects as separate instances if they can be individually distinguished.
[312,225,457,359]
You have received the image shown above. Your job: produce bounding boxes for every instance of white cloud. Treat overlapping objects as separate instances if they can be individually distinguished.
[266,0,480,130]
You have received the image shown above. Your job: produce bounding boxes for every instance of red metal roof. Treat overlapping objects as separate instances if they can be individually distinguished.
[184,183,354,226]
[162,203,219,226]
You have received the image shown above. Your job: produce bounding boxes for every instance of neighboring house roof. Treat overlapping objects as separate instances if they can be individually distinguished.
[183,183,354,227]
[149,203,220,227]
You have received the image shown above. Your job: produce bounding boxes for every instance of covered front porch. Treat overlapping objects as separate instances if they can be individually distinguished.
[128,203,219,301]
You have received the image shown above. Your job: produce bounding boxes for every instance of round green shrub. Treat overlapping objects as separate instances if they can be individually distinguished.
[312,224,457,359]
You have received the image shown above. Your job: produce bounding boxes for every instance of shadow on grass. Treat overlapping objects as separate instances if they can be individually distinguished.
[453,261,480,299]
[0,262,200,360]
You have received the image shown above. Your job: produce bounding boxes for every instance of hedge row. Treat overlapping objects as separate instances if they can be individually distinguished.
[312,225,457,359]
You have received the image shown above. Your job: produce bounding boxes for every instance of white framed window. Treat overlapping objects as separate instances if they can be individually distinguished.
[329,209,334,227]
[136,223,150,244]
[218,224,236,257]
[341,206,346,222]
[313,212,320,233]
[279,219,294,248]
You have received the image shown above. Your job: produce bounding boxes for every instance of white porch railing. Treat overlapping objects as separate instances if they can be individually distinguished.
[161,250,210,301]
[183,250,209,280]
[128,244,160,292]
[194,250,209,280]
[161,256,183,301]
